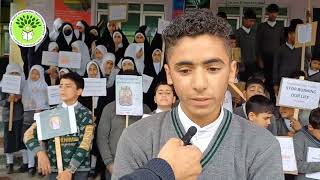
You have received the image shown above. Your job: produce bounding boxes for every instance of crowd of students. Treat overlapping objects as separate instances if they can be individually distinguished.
[1,3,320,180]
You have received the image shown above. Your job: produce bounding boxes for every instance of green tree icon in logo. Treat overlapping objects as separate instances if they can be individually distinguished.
[15,14,41,41]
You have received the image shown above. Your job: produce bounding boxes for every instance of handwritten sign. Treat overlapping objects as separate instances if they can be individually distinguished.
[276,136,298,174]
[157,19,170,34]
[116,75,143,116]
[1,74,22,94]
[295,22,318,48]
[47,85,61,105]
[142,74,153,93]
[108,4,128,22]
[277,78,320,110]
[82,78,107,97]
[35,107,77,140]
[58,51,81,69]
[42,51,59,66]
[306,147,320,179]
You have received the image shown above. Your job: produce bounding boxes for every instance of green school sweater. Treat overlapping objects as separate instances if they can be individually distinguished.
[24,103,94,172]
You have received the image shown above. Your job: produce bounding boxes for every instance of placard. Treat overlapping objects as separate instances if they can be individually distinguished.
[276,136,298,174]
[42,51,59,66]
[35,107,77,140]
[116,75,143,116]
[157,19,170,34]
[82,78,107,97]
[108,4,128,22]
[295,22,318,48]
[277,78,320,110]
[47,85,61,105]
[1,74,22,94]
[142,74,154,93]
[306,147,320,179]
[58,51,81,69]
[231,48,241,63]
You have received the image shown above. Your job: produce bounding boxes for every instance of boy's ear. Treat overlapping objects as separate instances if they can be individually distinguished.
[308,124,314,131]
[77,88,83,96]
[248,112,255,122]
[164,64,173,85]
[228,60,237,83]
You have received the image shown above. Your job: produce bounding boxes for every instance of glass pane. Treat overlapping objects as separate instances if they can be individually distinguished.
[4,31,9,54]
[227,19,238,32]
[97,3,108,9]
[279,8,288,16]
[145,16,162,42]
[129,4,140,11]
[218,7,240,15]
[243,7,262,16]
[185,0,210,9]
[122,13,140,42]
[143,4,164,12]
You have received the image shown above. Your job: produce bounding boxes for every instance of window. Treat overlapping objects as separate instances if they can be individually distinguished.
[0,24,9,55]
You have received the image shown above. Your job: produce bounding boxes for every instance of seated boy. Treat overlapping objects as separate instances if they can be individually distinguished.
[152,82,176,114]
[308,57,320,82]
[293,108,320,179]
[245,95,274,129]
[276,106,302,136]
[24,72,94,180]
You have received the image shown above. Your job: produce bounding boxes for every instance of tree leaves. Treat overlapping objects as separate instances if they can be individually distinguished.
[15,13,42,30]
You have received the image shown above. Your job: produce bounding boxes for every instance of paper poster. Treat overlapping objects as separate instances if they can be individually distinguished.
[116,75,143,116]
[58,51,81,69]
[277,78,320,110]
[295,22,318,48]
[157,19,170,34]
[276,136,298,174]
[1,74,22,94]
[35,107,77,140]
[108,4,128,22]
[47,85,61,105]
[306,147,320,179]
[142,74,154,93]
[42,51,59,66]
[82,78,107,97]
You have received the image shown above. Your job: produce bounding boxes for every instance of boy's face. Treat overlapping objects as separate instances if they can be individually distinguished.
[248,112,272,128]
[60,78,82,103]
[288,32,295,44]
[30,69,40,81]
[244,84,264,100]
[279,106,294,118]
[154,85,176,109]
[229,39,237,48]
[165,34,237,121]
[268,12,278,22]
[243,18,256,29]
[310,60,320,71]
[308,125,320,140]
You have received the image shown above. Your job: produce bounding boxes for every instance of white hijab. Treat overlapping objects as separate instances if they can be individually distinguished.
[71,40,91,76]
[85,61,100,108]
[49,18,64,41]
[63,24,74,45]
[152,49,162,75]
[59,68,70,78]
[124,43,144,75]
[113,31,123,48]
[100,53,119,88]
[22,65,49,111]
[48,42,59,52]
[93,45,108,66]
[75,21,86,41]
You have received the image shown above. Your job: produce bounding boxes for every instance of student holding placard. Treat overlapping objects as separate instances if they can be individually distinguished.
[45,42,60,86]
[293,108,320,180]
[97,57,151,179]
[277,106,303,137]
[112,30,129,65]
[56,23,77,52]
[24,72,94,180]
[21,65,50,176]
[70,40,91,76]
[1,64,26,174]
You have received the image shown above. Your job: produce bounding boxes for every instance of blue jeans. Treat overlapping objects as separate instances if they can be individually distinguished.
[49,171,88,180]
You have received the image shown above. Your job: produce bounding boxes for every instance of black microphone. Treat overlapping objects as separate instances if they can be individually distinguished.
[181,126,197,146]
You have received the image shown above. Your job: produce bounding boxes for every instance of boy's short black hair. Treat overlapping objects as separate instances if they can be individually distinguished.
[267,4,279,13]
[229,34,236,40]
[245,95,274,116]
[311,56,320,62]
[163,9,231,60]
[309,108,320,129]
[154,81,176,96]
[60,72,84,90]
[250,71,266,81]
[245,78,265,90]
[244,8,256,19]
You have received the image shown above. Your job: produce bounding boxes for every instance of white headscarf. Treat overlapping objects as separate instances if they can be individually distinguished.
[124,43,144,75]
[100,53,119,88]
[93,45,108,66]
[3,63,25,93]
[48,42,59,52]
[63,24,74,45]
[59,68,70,78]
[76,21,85,41]
[71,40,91,76]
[86,61,101,78]
[49,18,64,41]
[152,49,162,75]
[113,31,123,48]
[22,65,49,111]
